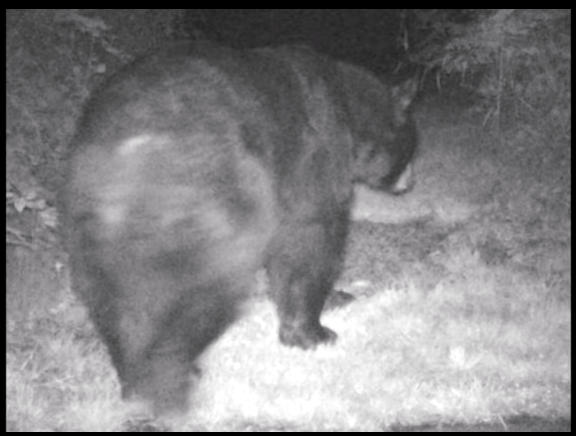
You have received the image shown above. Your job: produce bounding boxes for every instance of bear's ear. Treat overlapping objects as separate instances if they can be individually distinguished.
[389,77,418,126]
[391,77,419,114]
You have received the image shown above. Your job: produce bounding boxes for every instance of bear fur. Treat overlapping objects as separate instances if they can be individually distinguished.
[61,41,418,413]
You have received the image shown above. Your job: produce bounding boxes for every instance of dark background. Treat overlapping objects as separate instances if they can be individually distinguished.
[187,9,406,73]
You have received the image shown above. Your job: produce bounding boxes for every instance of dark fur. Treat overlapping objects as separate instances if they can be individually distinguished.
[62,42,418,413]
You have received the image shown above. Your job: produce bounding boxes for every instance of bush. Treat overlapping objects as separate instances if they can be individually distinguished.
[406,9,571,138]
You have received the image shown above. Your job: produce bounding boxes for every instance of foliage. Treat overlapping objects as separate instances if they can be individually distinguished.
[406,9,571,138]
[6,9,184,252]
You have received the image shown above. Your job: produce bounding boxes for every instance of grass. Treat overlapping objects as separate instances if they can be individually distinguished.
[6,102,571,431]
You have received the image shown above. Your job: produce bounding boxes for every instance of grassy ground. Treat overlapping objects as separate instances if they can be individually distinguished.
[6,102,571,431]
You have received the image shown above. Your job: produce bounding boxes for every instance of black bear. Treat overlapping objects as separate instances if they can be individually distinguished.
[62,41,418,414]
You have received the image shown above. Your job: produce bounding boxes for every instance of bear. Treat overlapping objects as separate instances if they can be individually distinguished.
[61,41,418,414]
